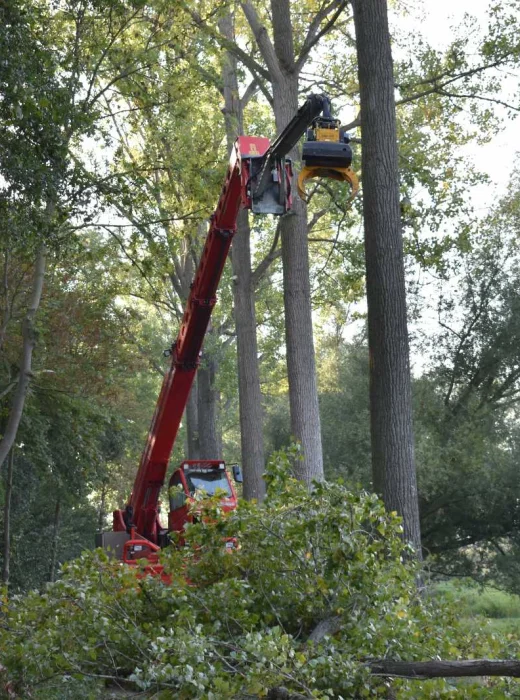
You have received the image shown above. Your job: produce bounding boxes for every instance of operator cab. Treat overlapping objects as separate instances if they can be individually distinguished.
[167,460,238,534]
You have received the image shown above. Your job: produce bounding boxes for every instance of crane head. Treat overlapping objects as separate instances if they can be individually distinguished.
[297,116,359,202]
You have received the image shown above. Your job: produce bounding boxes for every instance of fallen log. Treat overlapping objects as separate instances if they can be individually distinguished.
[367,659,520,678]
[266,660,520,700]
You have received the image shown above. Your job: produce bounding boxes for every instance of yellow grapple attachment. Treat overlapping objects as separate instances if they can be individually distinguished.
[297,165,359,201]
[297,120,359,203]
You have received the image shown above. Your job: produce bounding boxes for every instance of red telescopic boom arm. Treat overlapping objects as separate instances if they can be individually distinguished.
[114,95,331,543]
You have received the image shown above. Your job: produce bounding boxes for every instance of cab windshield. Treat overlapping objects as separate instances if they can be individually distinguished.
[186,470,232,497]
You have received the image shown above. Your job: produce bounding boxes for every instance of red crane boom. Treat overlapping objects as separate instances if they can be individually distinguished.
[109,94,356,552]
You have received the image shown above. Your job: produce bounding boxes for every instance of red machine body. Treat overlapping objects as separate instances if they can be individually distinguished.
[112,135,292,546]
[108,94,343,564]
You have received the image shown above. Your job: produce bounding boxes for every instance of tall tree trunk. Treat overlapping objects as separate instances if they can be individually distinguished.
[0,243,46,470]
[220,13,266,501]
[0,246,12,352]
[48,496,61,583]
[186,381,200,459]
[174,238,202,461]
[241,0,324,485]
[98,479,107,532]
[198,350,222,459]
[172,226,221,462]
[270,36,324,486]
[2,448,14,584]
[231,211,267,499]
[191,2,349,485]
[352,0,422,554]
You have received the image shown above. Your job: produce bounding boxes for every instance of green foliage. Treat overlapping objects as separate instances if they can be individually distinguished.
[0,1,70,208]
[1,449,518,698]
[0,234,161,589]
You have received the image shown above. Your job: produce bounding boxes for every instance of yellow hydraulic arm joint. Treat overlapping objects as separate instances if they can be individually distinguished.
[296,102,359,204]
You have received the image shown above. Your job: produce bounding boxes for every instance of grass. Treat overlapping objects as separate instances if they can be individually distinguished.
[435,580,520,634]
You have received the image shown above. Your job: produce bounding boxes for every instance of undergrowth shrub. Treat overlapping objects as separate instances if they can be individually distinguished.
[1,446,519,698]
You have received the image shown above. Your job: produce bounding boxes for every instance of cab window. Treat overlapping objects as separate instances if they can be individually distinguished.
[186,470,232,497]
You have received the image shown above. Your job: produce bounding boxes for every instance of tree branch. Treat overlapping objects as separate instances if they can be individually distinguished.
[0,243,47,470]
[240,78,259,111]
[295,1,349,73]
[185,4,270,82]
[251,221,282,288]
[437,88,520,112]
[367,658,520,679]
[395,52,519,92]
[240,1,284,84]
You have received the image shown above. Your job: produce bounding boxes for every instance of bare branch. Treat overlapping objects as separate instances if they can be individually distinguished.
[395,51,519,92]
[252,220,282,288]
[295,1,350,73]
[437,88,520,112]
[240,1,283,84]
[240,78,259,111]
[185,4,270,82]
[307,209,328,233]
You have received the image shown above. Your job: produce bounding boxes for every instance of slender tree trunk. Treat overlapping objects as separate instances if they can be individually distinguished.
[231,209,266,499]
[220,13,266,500]
[186,381,200,460]
[0,246,12,352]
[0,243,47,470]
[48,496,61,583]
[175,239,202,461]
[198,351,222,459]
[98,480,107,532]
[352,0,422,554]
[271,57,324,487]
[241,0,324,484]
[2,448,14,584]
[173,226,221,461]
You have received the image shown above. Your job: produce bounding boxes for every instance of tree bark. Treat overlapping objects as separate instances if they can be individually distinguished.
[352,0,422,554]
[48,495,61,583]
[2,448,14,584]
[242,0,325,485]
[0,243,47,470]
[367,658,520,678]
[265,658,520,699]
[197,349,222,459]
[186,380,200,460]
[98,479,107,533]
[0,246,12,353]
[231,210,267,500]
[220,13,266,501]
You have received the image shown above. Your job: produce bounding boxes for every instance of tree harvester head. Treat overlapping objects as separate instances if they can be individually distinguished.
[297,96,359,202]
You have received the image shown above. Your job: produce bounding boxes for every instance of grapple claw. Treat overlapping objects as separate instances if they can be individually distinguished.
[297,165,359,203]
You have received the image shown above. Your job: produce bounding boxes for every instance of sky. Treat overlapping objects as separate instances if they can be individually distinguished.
[396,0,519,206]
[403,0,519,370]
[340,0,520,364]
